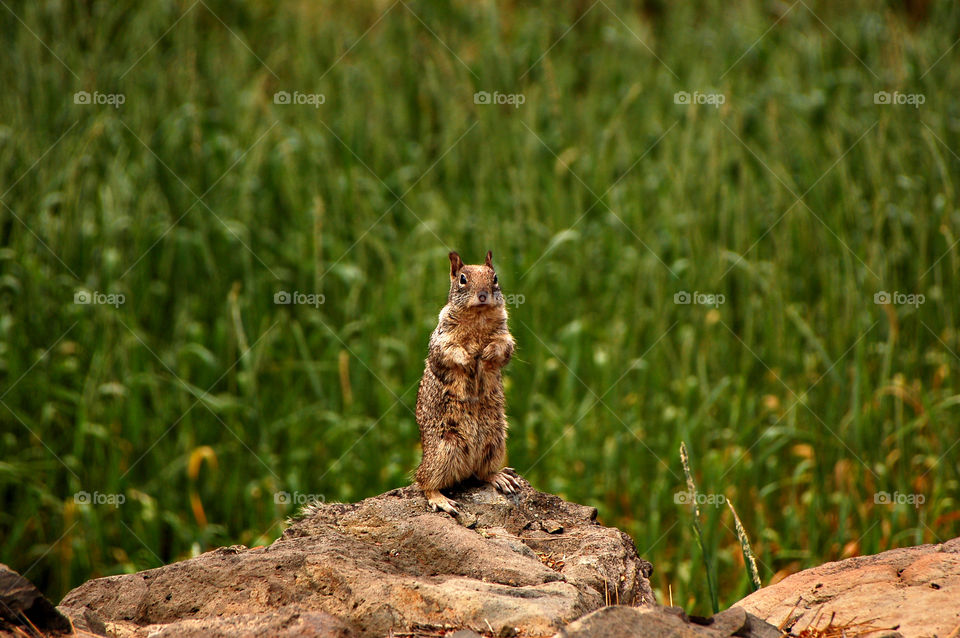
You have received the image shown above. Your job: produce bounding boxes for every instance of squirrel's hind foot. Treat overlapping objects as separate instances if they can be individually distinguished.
[489,469,522,494]
[424,489,459,515]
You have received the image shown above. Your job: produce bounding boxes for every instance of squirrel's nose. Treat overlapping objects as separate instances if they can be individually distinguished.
[477,292,488,303]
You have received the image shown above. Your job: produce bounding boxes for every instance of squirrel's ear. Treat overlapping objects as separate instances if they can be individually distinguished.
[485,250,493,268]
[449,251,464,278]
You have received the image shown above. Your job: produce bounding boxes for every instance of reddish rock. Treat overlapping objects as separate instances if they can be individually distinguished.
[736,537,960,637]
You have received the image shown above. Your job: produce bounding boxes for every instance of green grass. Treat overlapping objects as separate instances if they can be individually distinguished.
[2,0,959,615]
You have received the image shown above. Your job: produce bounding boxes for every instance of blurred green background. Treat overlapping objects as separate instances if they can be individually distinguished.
[1,0,959,615]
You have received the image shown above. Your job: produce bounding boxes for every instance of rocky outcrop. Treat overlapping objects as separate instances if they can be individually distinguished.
[57,478,655,637]
[4,478,955,637]
[736,536,960,637]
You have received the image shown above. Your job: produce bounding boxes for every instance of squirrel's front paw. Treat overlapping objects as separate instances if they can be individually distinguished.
[481,342,504,364]
[450,347,474,368]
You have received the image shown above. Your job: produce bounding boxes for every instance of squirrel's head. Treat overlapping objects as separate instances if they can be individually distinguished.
[447,251,504,310]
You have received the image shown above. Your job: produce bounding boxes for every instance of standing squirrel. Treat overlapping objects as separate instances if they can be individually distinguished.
[415,250,520,514]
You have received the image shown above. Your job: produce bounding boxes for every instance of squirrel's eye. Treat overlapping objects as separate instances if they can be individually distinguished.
[493,274,498,285]
[459,273,467,285]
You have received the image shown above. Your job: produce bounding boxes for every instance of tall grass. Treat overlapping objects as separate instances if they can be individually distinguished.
[1,0,959,614]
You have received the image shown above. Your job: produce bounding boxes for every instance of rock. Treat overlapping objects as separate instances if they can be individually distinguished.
[736,536,960,637]
[0,563,72,636]
[552,604,781,638]
[86,610,356,638]
[59,478,654,637]
[705,605,746,634]
[542,519,564,534]
[557,606,695,638]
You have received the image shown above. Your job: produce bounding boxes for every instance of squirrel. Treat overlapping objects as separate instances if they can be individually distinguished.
[415,250,520,514]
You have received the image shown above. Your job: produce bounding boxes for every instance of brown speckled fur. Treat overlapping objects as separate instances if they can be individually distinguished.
[415,251,518,513]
